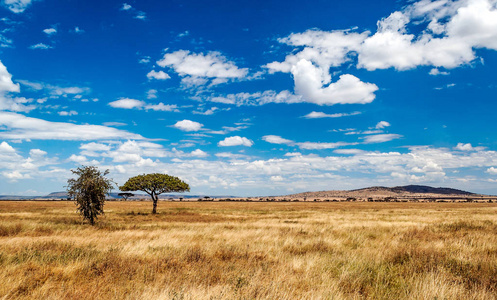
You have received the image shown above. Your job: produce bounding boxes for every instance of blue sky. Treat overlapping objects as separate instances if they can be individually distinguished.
[1,0,497,196]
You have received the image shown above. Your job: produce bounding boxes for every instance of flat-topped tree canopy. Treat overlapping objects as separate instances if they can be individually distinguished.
[120,173,190,213]
[118,192,134,201]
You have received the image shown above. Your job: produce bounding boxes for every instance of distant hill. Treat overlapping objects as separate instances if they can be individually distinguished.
[46,192,68,198]
[351,185,475,195]
[285,185,480,200]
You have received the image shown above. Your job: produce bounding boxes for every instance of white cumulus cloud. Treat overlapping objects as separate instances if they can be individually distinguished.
[0,60,38,112]
[292,60,378,105]
[173,120,203,132]
[157,50,248,86]
[486,167,497,175]
[454,143,486,151]
[218,136,253,147]
[108,98,145,109]
[147,70,170,80]
[0,60,20,93]
[190,149,208,157]
[265,0,497,108]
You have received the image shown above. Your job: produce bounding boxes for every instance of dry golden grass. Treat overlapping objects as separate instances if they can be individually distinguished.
[1,201,497,299]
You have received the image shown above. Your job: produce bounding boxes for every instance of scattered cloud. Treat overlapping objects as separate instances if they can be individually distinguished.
[362,133,402,144]
[108,98,178,112]
[192,106,225,115]
[210,90,301,106]
[69,154,88,164]
[0,60,20,93]
[147,70,170,80]
[303,111,361,119]
[218,136,253,147]
[108,98,144,109]
[177,31,190,38]
[297,141,357,150]
[434,83,456,90]
[454,143,486,151]
[266,29,367,74]
[120,3,146,20]
[145,103,178,112]
[0,111,145,141]
[73,27,84,34]
[102,122,127,127]
[262,135,356,150]
[0,33,13,48]
[291,61,378,105]
[345,130,384,135]
[190,149,208,157]
[429,68,450,76]
[262,135,294,145]
[146,89,157,99]
[29,43,53,50]
[120,3,132,11]
[173,120,203,132]
[215,152,251,160]
[266,29,377,105]
[157,50,249,86]
[12,81,91,103]
[333,149,366,155]
[375,121,391,129]
[0,141,16,153]
[486,167,497,175]
[134,11,146,20]
[43,27,57,35]
[58,110,78,116]
[139,56,151,64]
[264,0,497,108]
[0,60,38,112]
[80,142,111,153]
[206,124,249,135]
[3,0,33,13]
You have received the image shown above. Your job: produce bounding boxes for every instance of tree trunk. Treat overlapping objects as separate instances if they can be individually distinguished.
[152,193,158,214]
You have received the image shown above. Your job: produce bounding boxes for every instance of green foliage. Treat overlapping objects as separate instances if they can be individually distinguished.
[67,166,114,225]
[120,173,190,213]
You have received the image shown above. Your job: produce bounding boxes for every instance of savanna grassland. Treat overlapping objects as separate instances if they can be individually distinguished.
[1,201,497,299]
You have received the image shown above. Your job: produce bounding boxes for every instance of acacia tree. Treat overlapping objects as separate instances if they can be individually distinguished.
[118,192,134,201]
[120,173,190,214]
[67,166,114,225]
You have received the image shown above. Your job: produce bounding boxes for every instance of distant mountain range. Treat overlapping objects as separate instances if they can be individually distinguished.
[0,185,488,200]
[0,192,234,200]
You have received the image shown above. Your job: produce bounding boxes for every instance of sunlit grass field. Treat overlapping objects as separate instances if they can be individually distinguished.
[1,201,497,299]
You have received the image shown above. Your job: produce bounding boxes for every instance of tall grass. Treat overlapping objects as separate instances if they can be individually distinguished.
[0,201,496,299]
